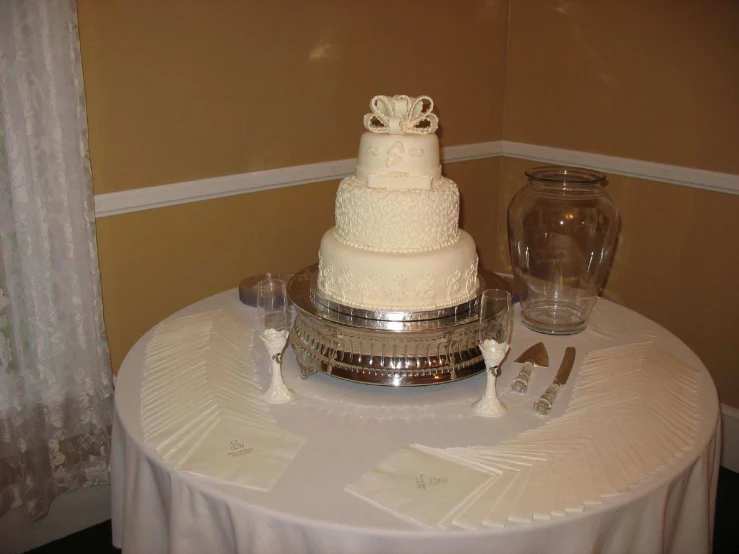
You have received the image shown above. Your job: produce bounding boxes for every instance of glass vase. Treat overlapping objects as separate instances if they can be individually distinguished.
[507,166,619,335]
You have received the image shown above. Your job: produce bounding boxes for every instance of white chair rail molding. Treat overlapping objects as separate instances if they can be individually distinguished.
[93,140,739,218]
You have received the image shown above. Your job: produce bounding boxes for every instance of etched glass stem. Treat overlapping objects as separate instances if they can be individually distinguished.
[473,340,509,418]
[261,332,294,404]
[473,370,507,418]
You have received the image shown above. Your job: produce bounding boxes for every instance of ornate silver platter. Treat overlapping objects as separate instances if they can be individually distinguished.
[287,264,512,386]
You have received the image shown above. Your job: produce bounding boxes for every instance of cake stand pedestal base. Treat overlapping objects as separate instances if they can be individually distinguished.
[287,265,512,387]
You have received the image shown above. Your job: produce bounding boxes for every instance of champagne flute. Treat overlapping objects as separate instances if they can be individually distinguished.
[478,289,513,370]
[472,289,512,417]
[257,278,289,338]
[257,278,294,404]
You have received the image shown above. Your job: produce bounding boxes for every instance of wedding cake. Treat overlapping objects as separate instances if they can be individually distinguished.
[316,94,479,312]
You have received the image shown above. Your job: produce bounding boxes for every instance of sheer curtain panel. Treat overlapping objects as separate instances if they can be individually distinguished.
[0,0,113,520]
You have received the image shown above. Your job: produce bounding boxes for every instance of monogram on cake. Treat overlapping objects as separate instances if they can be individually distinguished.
[317,94,479,311]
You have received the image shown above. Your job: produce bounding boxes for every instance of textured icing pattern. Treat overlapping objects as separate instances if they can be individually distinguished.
[334,175,460,252]
[317,230,479,311]
[318,255,478,310]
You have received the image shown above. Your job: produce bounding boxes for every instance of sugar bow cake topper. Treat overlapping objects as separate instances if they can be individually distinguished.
[364,95,439,135]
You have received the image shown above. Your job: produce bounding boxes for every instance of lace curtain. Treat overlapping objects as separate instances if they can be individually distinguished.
[0,0,113,520]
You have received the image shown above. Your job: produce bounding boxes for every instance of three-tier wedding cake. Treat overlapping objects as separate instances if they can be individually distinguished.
[317,95,479,311]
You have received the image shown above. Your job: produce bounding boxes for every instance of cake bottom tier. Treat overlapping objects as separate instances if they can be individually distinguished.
[317,229,479,311]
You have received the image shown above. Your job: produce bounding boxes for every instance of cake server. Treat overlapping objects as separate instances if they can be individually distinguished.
[534,347,576,415]
[511,342,549,394]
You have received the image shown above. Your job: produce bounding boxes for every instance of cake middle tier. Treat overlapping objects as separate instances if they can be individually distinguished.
[317,229,479,311]
[334,175,460,253]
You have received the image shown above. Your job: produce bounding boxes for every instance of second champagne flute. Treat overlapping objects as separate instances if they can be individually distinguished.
[257,278,294,404]
[472,289,513,417]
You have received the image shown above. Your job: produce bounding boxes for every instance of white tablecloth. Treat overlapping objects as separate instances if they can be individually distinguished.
[111,289,720,554]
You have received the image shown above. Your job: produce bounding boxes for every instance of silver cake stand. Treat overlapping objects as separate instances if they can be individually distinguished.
[287,264,511,386]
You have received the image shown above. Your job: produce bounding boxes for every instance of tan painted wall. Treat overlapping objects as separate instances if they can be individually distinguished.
[498,1,739,405]
[78,0,509,370]
[79,0,508,193]
[79,0,739,407]
[503,0,739,173]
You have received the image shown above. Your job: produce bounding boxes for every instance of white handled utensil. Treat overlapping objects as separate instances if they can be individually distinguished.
[534,347,576,415]
[511,342,549,394]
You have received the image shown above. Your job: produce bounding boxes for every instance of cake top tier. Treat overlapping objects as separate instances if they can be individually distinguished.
[356,95,441,191]
[363,95,439,135]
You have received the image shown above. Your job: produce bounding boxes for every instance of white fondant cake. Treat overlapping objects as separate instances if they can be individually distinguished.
[317,94,479,311]
[318,230,478,311]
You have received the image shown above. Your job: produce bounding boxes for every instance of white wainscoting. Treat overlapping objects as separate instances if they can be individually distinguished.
[93,141,504,217]
[721,404,739,474]
[499,141,739,195]
[93,141,739,218]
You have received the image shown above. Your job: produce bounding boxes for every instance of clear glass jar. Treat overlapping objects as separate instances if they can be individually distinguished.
[507,166,619,334]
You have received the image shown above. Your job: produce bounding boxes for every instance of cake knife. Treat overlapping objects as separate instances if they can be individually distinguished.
[511,342,549,394]
[534,347,576,415]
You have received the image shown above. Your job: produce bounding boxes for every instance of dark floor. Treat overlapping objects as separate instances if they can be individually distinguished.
[26,468,739,553]
[712,467,739,554]
[26,518,119,554]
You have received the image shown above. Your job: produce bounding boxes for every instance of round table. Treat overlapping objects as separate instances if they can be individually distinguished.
[111,289,720,554]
